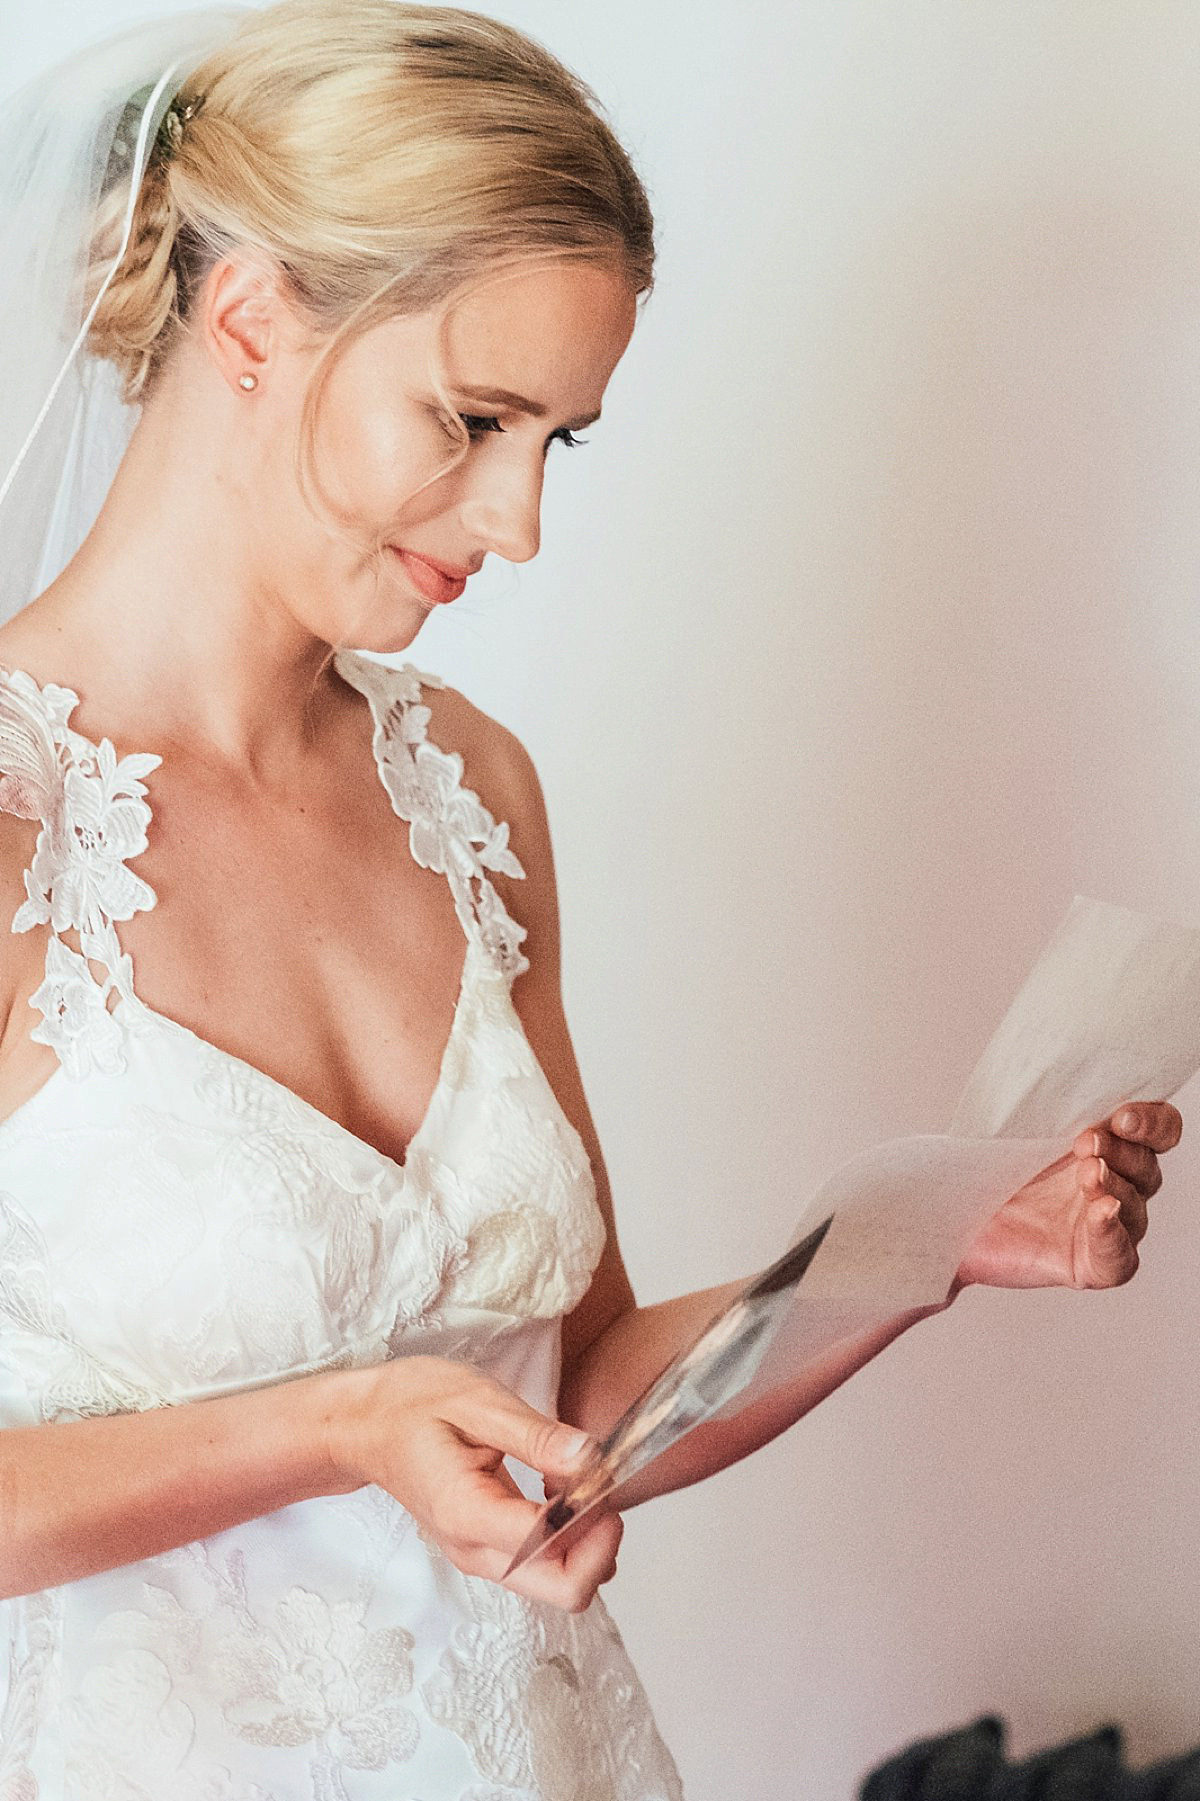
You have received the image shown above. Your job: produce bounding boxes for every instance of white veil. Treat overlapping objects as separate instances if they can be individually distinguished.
[0,8,248,627]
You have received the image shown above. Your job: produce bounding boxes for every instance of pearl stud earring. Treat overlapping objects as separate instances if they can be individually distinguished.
[238,373,258,391]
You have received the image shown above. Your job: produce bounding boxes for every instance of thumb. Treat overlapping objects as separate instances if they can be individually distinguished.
[518,1415,596,1482]
[447,1383,596,1478]
[1084,1194,1138,1287]
[537,1421,598,1485]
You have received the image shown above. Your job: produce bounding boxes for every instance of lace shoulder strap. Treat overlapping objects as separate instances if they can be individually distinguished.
[333,650,531,983]
[0,664,160,1079]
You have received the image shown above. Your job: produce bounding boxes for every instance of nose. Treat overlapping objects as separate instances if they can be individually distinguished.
[460,453,543,565]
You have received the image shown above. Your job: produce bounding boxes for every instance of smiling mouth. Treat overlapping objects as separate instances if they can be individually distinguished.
[389,547,469,606]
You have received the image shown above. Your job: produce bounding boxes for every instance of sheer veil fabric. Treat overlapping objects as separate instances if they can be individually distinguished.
[0,8,247,627]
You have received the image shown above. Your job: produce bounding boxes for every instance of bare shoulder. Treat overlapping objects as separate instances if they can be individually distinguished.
[0,621,70,1043]
[0,611,67,688]
[0,810,42,1048]
[420,677,549,851]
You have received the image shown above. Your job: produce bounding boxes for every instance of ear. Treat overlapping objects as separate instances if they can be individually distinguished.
[200,256,293,394]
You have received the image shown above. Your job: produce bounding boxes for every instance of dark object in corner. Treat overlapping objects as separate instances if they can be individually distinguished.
[860,1716,1200,1799]
[860,1715,1006,1800]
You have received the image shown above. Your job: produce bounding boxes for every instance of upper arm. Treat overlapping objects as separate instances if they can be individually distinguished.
[432,685,637,1383]
[0,659,55,1065]
[0,809,42,1065]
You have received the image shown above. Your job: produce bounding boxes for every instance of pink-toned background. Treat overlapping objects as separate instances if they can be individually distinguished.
[7,3,1200,1793]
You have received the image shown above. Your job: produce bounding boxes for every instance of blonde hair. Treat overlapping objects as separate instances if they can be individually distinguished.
[84,0,655,552]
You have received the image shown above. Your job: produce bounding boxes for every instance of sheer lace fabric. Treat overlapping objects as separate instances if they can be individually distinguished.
[0,649,683,1801]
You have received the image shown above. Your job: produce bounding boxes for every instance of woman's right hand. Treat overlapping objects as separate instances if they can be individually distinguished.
[319,1355,623,1613]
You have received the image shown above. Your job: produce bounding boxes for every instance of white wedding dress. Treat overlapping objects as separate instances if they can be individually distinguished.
[0,649,684,1801]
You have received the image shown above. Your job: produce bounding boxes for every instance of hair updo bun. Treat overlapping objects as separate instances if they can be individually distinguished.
[86,122,194,403]
[83,0,656,420]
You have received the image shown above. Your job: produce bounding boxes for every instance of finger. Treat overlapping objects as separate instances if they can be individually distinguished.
[443,1383,596,1484]
[1107,1102,1183,1154]
[1078,1154,1148,1246]
[557,1503,623,1594]
[465,1503,618,1606]
[1082,1189,1139,1286]
[431,1452,555,1557]
[1076,1128,1161,1199]
[499,1507,624,1613]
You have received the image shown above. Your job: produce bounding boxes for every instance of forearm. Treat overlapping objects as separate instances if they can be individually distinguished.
[559,1279,957,1509]
[0,1368,355,1600]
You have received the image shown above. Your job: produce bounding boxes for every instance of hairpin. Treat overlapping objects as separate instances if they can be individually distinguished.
[159,92,204,156]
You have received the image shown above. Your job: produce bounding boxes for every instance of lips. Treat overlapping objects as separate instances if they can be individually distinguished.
[389,547,468,606]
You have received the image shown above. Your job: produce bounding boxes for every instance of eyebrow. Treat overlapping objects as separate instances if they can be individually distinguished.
[454,384,602,430]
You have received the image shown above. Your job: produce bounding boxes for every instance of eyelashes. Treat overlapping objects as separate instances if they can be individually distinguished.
[437,410,589,453]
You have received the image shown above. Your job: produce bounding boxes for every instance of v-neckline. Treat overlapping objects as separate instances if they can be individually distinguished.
[108,930,482,1182]
[0,651,524,1175]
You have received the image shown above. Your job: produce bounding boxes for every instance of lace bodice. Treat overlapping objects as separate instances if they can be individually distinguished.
[0,650,683,1801]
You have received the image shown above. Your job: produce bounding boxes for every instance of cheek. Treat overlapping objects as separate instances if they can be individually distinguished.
[315,375,449,532]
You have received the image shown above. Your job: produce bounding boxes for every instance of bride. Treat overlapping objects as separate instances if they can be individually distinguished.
[0,3,1181,1796]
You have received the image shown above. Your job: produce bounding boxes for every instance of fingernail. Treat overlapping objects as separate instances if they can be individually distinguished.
[559,1429,591,1462]
[1116,1109,1137,1135]
[1093,1131,1102,1159]
[1098,1156,1110,1184]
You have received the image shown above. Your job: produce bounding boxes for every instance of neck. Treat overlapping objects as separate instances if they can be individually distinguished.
[21,376,353,781]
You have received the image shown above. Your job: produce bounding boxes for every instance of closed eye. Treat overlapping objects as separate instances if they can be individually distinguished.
[447,412,589,453]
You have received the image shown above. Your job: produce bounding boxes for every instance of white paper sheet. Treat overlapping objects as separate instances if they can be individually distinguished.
[508,895,1200,1570]
[716,894,1200,1416]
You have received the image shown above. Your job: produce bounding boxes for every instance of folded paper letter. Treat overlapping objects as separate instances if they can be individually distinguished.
[506,896,1200,1572]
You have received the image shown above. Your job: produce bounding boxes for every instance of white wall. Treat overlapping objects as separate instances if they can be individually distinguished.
[7,3,1200,1795]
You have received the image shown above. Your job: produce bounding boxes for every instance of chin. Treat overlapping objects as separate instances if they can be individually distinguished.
[312,570,431,658]
[331,611,430,660]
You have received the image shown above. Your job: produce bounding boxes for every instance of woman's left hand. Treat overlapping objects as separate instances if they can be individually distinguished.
[954,1101,1183,1290]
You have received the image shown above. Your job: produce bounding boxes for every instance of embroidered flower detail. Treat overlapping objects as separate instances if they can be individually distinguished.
[406,740,491,868]
[15,734,159,940]
[0,666,74,822]
[332,652,531,982]
[0,1590,58,1799]
[0,1190,168,1421]
[27,933,128,1081]
[381,1142,473,1330]
[94,1576,204,1672]
[422,1579,684,1800]
[471,854,529,976]
[207,1586,419,1770]
[68,1587,275,1799]
[438,1083,604,1320]
[1,667,160,1080]
[63,1646,196,1796]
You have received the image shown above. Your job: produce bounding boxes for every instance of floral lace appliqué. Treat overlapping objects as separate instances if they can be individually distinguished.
[0,1590,61,1801]
[65,1550,421,1797]
[0,663,76,820]
[27,924,134,1080]
[207,1585,419,1769]
[1,664,159,1080]
[421,1563,684,1801]
[0,1186,168,1422]
[333,653,531,983]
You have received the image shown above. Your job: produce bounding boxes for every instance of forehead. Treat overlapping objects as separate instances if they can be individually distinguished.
[364,261,638,404]
[444,261,637,371]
